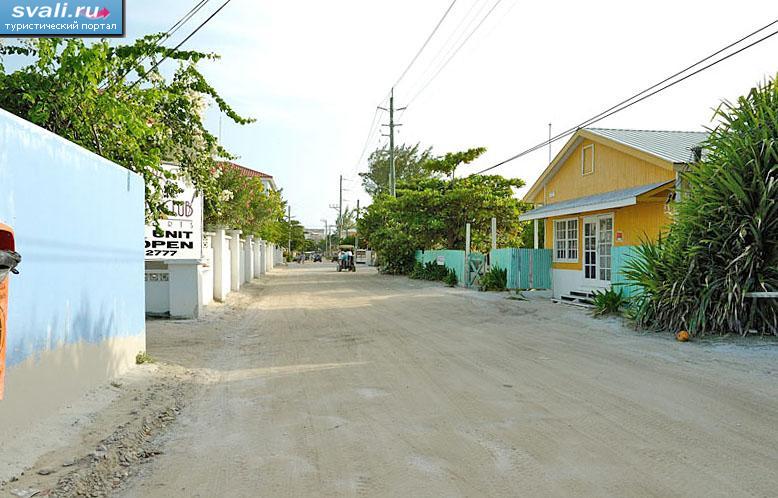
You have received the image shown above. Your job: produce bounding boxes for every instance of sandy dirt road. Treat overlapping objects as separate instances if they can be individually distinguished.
[119,264,778,498]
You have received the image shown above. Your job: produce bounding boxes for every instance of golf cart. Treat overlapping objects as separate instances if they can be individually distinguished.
[336,245,356,272]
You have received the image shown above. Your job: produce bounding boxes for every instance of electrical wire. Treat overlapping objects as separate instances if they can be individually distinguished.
[473,19,778,175]
[401,0,489,101]
[103,0,212,90]
[126,0,235,92]
[407,0,504,106]
[350,0,462,177]
[392,0,458,89]
[350,103,387,176]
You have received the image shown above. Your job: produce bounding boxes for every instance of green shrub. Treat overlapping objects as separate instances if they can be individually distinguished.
[480,266,507,291]
[625,77,778,336]
[591,288,628,316]
[424,262,448,281]
[409,261,450,281]
[444,268,459,287]
[136,351,154,365]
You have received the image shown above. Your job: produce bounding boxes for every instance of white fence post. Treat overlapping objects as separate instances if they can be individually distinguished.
[213,229,228,302]
[245,235,254,283]
[253,239,261,278]
[228,229,242,291]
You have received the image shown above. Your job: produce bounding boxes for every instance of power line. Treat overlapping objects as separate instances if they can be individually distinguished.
[407,0,504,106]
[473,19,778,175]
[126,0,236,92]
[350,0,461,178]
[392,0,458,89]
[401,0,488,100]
[350,105,385,176]
[103,0,212,90]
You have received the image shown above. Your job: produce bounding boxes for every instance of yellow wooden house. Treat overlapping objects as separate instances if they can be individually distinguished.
[519,128,707,302]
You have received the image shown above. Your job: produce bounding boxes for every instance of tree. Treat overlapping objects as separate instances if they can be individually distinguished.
[625,77,778,336]
[423,147,486,180]
[359,147,530,273]
[277,219,306,253]
[335,206,357,238]
[360,143,434,196]
[0,37,252,222]
[204,164,288,244]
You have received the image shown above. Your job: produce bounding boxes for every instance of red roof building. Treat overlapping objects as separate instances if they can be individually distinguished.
[219,161,277,191]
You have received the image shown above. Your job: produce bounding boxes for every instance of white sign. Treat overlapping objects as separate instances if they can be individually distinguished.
[436,255,445,266]
[144,166,203,261]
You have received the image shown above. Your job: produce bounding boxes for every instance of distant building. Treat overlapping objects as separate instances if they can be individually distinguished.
[220,161,277,192]
[304,228,326,242]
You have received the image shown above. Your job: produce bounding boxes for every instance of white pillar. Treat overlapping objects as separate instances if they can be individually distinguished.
[253,239,261,278]
[168,259,202,319]
[245,235,254,282]
[213,228,228,302]
[228,229,242,292]
[259,240,267,275]
[533,219,539,249]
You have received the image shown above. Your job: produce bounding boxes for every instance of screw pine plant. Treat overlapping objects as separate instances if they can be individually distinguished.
[625,77,778,336]
[479,266,507,292]
[591,288,628,316]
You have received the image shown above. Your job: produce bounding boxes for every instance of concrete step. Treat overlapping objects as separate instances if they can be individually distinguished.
[552,298,594,309]
[569,289,596,299]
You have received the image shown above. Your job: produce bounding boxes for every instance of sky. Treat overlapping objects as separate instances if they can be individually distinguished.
[129,0,778,228]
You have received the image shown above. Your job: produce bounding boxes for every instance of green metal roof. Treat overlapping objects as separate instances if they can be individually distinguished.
[587,128,708,164]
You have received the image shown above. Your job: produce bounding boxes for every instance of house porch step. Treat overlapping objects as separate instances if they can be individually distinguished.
[552,297,594,309]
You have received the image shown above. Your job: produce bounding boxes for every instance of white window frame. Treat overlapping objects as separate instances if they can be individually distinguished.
[581,144,595,176]
[553,217,579,263]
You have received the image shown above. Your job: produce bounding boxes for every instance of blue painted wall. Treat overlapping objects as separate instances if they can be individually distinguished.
[0,109,145,366]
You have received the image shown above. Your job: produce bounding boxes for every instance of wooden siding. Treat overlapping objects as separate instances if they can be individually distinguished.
[532,138,674,205]
[543,202,670,270]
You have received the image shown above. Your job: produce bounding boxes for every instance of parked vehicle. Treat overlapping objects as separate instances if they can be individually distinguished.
[313,253,322,263]
[336,245,356,272]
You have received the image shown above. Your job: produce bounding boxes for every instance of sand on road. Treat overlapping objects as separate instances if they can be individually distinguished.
[120,264,778,498]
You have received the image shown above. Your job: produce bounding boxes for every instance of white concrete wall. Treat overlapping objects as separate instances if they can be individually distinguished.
[201,233,214,307]
[552,269,582,299]
[273,245,284,265]
[168,260,202,319]
[145,271,171,314]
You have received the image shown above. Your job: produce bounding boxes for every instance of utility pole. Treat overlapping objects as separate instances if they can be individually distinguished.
[338,174,343,241]
[321,219,328,256]
[379,88,405,197]
[548,123,552,164]
[354,199,360,254]
[389,90,395,198]
[287,205,292,258]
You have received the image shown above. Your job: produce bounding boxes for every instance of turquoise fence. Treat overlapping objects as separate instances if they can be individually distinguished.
[416,248,552,289]
[518,249,553,289]
[612,245,640,298]
[489,248,521,288]
[415,249,466,283]
[489,248,553,289]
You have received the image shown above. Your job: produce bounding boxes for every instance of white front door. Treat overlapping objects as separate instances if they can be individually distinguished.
[583,214,613,286]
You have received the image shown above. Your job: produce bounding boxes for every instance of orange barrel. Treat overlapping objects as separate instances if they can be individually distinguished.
[0,223,17,400]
